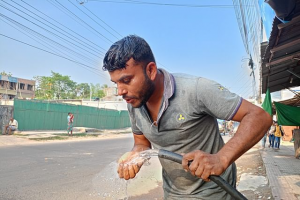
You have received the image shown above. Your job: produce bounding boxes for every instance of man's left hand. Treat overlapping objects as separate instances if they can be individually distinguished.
[182,150,226,181]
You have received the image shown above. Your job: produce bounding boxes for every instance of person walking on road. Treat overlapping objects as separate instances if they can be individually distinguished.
[103,35,272,199]
[67,112,74,136]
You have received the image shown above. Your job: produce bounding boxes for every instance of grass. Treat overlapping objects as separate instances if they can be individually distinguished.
[53,133,99,137]
[12,133,31,136]
[29,133,99,141]
[29,136,67,141]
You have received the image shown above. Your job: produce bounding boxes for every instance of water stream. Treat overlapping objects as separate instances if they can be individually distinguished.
[91,149,160,200]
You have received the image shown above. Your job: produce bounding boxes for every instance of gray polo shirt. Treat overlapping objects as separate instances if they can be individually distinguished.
[128,69,242,200]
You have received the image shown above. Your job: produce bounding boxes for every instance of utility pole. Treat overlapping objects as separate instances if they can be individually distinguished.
[90,84,92,102]
[249,55,258,103]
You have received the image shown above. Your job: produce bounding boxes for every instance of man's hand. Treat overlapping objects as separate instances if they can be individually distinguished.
[117,151,144,180]
[182,150,226,181]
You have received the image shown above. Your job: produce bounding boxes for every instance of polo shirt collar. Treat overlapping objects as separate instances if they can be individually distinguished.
[156,68,175,123]
[159,68,175,100]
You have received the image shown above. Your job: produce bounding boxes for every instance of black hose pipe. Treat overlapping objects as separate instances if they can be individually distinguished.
[158,149,247,200]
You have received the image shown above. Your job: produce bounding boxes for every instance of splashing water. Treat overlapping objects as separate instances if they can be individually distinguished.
[127,149,159,166]
[91,149,160,199]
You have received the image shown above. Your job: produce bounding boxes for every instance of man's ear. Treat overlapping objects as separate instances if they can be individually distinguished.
[145,62,157,81]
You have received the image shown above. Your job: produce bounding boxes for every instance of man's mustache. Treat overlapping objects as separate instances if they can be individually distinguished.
[122,95,138,99]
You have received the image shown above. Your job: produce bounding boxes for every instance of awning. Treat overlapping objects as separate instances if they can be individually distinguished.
[278,96,300,106]
[261,0,300,94]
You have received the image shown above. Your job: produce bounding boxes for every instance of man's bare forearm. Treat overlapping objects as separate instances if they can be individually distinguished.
[217,109,272,169]
[132,144,151,152]
[132,133,152,152]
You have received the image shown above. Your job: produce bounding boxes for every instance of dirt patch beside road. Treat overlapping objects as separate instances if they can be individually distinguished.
[236,143,273,200]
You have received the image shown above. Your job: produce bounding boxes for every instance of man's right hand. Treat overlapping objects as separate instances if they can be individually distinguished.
[117,151,144,180]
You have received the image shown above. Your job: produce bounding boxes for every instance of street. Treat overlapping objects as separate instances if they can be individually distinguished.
[0,136,141,200]
[3,133,298,200]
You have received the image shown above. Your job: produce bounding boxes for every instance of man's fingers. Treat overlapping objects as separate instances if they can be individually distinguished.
[128,165,136,179]
[200,168,212,181]
[123,164,130,180]
[118,163,124,178]
[194,164,204,178]
[188,160,199,176]
[182,152,196,171]
[133,164,140,174]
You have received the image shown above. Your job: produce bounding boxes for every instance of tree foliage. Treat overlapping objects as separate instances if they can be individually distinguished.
[90,83,105,99]
[0,71,12,76]
[34,71,105,100]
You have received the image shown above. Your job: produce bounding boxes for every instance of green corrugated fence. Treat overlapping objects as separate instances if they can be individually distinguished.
[14,99,131,131]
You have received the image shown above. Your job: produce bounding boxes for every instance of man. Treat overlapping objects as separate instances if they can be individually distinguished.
[67,112,74,136]
[4,118,18,135]
[103,35,272,199]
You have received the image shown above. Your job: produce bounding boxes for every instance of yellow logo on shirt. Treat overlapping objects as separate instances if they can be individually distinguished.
[178,114,185,121]
[218,86,224,91]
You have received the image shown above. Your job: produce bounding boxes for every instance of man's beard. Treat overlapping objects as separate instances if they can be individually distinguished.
[137,75,155,108]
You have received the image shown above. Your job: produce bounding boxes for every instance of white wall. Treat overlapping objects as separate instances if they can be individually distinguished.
[82,100,127,111]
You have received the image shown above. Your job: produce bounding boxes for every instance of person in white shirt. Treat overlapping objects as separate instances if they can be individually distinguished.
[4,118,18,135]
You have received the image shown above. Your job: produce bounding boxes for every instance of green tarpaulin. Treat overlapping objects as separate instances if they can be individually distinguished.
[262,88,273,116]
[274,102,300,126]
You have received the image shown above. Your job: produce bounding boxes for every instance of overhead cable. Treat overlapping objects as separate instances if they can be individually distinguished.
[0,33,108,79]
[20,0,106,53]
[52,0,114,43]
[68,0,120,40]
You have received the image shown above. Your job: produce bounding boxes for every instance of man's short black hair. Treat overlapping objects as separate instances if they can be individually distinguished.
[68,112,71,115]
[103,35,156,72]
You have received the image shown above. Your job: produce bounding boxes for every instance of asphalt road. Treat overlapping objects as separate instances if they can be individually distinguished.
[0,136,162,200]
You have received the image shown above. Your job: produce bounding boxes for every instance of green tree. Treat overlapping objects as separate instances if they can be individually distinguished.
[76,83,90,99]
[90,83,105,99]
[0,71,12,76]
[35,71,77,99]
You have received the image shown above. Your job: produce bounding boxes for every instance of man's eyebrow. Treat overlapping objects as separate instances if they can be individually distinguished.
[118,75,132,82]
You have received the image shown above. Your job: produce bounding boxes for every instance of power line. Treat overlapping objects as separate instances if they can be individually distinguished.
[0,17,101,71]
[0,12,99,66]
[20,0,106,53]
[0,1,101,59]
[68,0,120,40]
[80,1,123,37]
[52,0,114,43]
[88,0,248,8]
[0,33,108,80]
[10,0,105,56]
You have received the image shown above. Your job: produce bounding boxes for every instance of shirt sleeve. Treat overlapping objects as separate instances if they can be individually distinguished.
[196,78,242,120]
[127,104,143,135]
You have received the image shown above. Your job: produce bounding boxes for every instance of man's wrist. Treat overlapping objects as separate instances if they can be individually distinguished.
[217,153,231,170]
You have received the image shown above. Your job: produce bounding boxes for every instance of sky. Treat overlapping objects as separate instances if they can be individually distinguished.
[0,0,257,99]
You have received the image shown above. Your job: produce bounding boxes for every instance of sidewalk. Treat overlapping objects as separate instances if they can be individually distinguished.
[0,128,132,147]
[260,141,300,200]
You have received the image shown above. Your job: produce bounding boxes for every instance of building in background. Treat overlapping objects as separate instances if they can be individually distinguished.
[233,0,300,102]
[0,75,35,100]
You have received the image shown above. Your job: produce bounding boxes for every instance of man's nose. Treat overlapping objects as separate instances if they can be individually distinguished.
[117,85,127,96]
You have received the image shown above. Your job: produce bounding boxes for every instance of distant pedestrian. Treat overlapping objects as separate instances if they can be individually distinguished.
[222,120,227,136]
[261,133,267,149]
[67,112,74,136]
[268,121,276,148]
[3,118,18,135]
[228,120,234,137]
[274,122,284,150]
